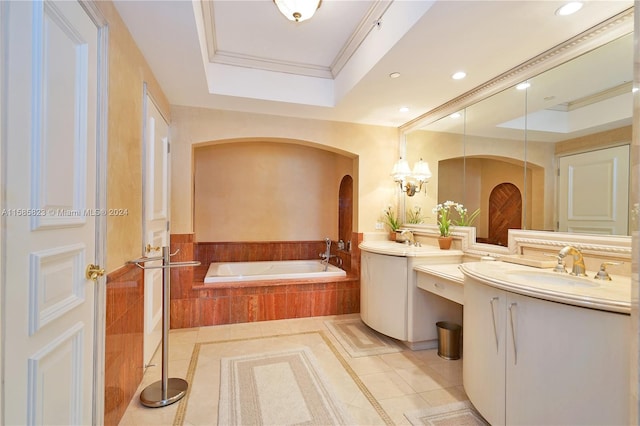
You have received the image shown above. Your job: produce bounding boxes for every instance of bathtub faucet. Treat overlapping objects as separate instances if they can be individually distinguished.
[320,237,336,271]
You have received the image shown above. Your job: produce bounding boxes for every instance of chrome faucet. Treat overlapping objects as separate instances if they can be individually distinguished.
[319,237,336,271]
[557,245,587,276]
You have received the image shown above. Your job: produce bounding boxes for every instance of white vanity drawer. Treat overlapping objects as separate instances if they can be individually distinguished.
[416,272,464,305]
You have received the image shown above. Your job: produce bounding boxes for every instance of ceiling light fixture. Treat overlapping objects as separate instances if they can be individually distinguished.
[450,112,462,119]
[451,71,467,80]
[516,82,531,90]
[556,2,583,16]
[389,72,401,79]
[391,158,432,197]
[274,0,322,22]
[399,107,409,113]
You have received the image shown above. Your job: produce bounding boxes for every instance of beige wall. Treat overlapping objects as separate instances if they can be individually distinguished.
[95,1,170,272]
[555,126,631,155]
[438,158,540,238]
[194,141,353,241]
[406,130,556,232]
[170,106,399,235]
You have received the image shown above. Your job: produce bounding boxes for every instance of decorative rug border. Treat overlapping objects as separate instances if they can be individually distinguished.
[324,318,403,358]
[403,400,489,426]
[172,330,394,426]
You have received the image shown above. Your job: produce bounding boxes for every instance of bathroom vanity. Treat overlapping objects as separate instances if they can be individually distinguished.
[460,260,630,425]
[359,240,463,349]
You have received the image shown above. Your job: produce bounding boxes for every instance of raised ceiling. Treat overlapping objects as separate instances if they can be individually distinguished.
[113,0,633,127]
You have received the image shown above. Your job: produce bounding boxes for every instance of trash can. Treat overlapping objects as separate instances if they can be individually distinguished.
[436,321,461,360]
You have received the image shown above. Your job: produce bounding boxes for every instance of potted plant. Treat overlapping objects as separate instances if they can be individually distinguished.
[433,201,480,249]
[433,201,455,249]
[382,205,400,240]
[406,205,425,224]
[453,203,480,227]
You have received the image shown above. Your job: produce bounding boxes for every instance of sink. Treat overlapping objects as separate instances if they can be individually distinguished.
[505,270,599,287]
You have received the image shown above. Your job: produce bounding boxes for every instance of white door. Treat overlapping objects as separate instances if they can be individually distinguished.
[143,92,170,366]
[558,145,629,235]
[2,1,104,424]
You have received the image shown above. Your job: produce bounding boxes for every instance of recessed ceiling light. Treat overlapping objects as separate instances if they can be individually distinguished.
[516,82,531,90]
[399,106,409,113]
[389,72,401,79]
[556,2,583,16]
[450,112,461,119]
[451,71,467,80]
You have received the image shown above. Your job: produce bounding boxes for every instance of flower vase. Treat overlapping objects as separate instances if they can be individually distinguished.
[438,236,453,250]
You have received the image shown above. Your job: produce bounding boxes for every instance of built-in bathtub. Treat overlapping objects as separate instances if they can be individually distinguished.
[204,259,346,284]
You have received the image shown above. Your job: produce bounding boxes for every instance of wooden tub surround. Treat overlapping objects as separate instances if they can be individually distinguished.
[169,235,362,329]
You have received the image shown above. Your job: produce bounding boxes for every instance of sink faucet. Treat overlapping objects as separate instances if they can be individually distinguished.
[557,245,587,276]
[400,230,415,245]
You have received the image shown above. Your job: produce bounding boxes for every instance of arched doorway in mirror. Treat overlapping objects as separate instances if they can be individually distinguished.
[488,182,522,246]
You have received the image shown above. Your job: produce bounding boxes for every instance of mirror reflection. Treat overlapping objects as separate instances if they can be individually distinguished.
[404,31,633,245]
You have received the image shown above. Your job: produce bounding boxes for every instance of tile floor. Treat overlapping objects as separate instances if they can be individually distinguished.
[118,313,467,425]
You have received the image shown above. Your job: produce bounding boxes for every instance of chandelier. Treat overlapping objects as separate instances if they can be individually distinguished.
[273,0,322,22]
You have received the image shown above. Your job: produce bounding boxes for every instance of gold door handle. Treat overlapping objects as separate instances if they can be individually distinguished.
[145,244,161,253]
[86,264,105,280]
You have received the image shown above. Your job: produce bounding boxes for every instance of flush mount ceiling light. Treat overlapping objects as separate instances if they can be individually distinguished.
[451,71,467,80]
[556,2,583,16]
[391,158,432,197]
[399,106,409,113]
[274,0,322,22]
[516,82,531,90]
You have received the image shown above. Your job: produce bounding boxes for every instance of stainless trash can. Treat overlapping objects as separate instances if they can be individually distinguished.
[436,321,461,360]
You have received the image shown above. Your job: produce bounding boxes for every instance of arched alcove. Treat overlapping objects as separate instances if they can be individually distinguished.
[338,175,353,247]
[193,140,354,242]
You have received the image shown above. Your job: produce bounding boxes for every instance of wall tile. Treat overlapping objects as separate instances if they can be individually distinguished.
[104,264,144,426]
[171,236,361,328]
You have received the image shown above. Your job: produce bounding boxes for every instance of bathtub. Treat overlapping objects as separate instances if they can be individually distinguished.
[204,259,346,284]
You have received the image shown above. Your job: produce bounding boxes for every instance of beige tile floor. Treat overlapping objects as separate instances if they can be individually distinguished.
[119,313,467,426]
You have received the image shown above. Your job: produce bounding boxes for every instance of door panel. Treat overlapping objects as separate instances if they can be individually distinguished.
[3,1,100,424]
[488,182,522,246]
[143,93,170,366]
[558,145,629,234]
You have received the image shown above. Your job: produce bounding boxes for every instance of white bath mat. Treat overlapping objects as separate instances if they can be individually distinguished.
[218,347,356,425]
[324,318,403,358]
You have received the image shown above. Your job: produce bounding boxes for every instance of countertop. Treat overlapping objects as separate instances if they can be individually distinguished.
[359,240,464,258]
[414,263,464,283]
[460,261,631,314]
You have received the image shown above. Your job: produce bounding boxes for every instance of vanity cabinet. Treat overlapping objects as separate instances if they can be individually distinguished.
[359,243,463,348]
[360,251,408,340]
[464,277,630,425]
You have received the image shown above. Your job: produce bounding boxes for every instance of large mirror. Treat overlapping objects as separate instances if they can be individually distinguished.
[402,17,633,246]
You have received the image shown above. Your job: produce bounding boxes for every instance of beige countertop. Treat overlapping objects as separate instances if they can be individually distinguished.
[359,240,463,258]
[460,261,631,314]
[414,263,464,283]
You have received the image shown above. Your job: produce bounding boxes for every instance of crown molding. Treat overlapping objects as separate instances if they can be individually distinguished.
[400,7,634,133]
[198,0,391,80]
